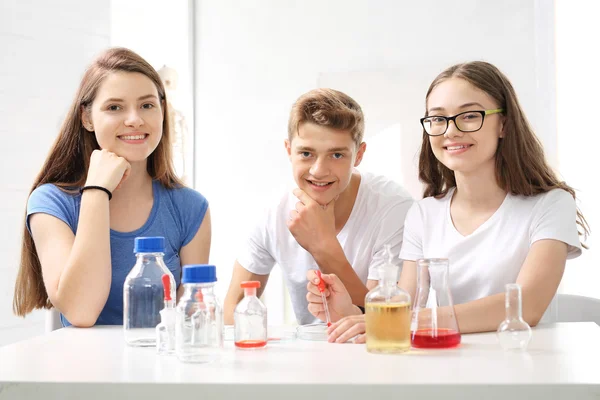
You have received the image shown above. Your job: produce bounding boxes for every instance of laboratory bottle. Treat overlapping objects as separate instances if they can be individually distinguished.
[124,236,176,347]
[234,281,268,349]
[364,244,412,353]
[175,264,223,363]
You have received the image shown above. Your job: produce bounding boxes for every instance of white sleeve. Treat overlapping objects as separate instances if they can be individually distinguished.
[367,200,414,280]
[399,202,424,262]
[530,189,582,259]
[236,210,276,275]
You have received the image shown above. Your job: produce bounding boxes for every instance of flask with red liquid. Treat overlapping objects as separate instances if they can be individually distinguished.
[411,258,461,349]
[234,281,267,349]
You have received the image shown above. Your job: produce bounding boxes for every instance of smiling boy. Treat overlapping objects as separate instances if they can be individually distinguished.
[223,88,414,324]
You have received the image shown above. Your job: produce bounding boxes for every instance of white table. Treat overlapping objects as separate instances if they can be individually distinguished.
[0,322,599,399]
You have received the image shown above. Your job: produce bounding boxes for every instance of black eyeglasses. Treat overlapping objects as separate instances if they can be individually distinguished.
[420,108,504,136]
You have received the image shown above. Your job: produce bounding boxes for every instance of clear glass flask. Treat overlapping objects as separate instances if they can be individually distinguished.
[365,245,412,354]
[234,281,267,349]
[175,264,223,363]
[156,274,176,355]
[497,283,532,351]
[411,258,461,349]
[123,237,176,347]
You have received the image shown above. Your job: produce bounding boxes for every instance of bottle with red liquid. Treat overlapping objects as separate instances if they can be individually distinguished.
[234,281,267,349]
[411,258,461,349]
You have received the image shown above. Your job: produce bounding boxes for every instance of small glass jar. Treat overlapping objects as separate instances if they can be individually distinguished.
[234,281,267,349]
[175,265,223,363]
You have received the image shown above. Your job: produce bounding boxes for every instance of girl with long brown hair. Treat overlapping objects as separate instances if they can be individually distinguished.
[306,61,588,342]
[13,48,211,327]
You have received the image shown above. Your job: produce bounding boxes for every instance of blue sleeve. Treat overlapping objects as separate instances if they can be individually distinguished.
[171,187,209,247]
[26,184,77,234]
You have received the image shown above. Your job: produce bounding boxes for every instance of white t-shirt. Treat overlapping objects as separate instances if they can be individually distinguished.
[399,188,582,305]
[238,171,414,324]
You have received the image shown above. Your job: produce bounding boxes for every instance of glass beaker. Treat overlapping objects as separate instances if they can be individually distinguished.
[364,244,411,354]
[497,283,532,351]
[411,258,461,349]
[234,281,267,349]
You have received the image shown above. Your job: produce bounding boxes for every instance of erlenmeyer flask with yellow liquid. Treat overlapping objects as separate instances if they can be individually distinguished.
[364,245,411,353]
[411,258,461,349]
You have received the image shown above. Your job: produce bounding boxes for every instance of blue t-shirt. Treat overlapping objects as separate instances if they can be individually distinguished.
[26,180,208,326]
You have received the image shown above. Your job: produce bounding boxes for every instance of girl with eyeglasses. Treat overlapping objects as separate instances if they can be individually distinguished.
[306,61,588,343]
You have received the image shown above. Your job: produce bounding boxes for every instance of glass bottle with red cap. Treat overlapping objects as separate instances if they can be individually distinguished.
[234,281,267,349]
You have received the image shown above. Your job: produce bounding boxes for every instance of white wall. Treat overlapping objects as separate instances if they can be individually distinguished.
[555,0,599,299]
[0,0,110,346]
[193,0,558,322]
[110,0,194,184]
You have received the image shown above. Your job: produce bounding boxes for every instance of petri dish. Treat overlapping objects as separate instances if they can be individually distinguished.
[296,323,329,341]
[267,325,297,343]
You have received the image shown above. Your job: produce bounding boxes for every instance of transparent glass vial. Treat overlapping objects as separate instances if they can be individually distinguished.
[497,283,532,351]
[156,274,176,355]
[365,245,412,354]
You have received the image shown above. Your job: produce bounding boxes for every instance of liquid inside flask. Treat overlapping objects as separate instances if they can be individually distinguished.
[497,283,532,351]
[175,264,224,363]
[234,281,267,349]
[411,258,461,349]
[123,237,176,347]
[365,245,412,354]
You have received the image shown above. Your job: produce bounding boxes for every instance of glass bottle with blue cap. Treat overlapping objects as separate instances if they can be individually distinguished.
[175,264,224,363]
[123,236,176,346]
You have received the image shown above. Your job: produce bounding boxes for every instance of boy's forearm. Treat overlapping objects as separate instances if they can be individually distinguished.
[224,289,244,325]
[311,240,369,306]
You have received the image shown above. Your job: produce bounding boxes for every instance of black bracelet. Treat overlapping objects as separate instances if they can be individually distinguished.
[356,305,365,314]
[79,185,112,200]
